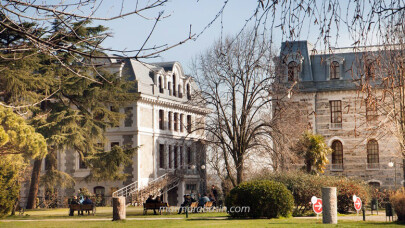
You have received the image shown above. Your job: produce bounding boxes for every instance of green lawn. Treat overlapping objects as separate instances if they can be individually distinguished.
[1,207,403,227]
[1,207,228,220]
[1,218,404,228]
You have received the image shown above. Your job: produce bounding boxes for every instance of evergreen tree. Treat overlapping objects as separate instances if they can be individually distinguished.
[0,18,136,209]
[0,106,46,216]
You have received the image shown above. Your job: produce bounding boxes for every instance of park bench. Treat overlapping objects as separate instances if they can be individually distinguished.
[69,204,96,216]
[189,202,198,212]
[204,201,213,208]
[143,202,169,215]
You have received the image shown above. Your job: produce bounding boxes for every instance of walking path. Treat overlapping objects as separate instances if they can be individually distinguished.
[297,214,392,222]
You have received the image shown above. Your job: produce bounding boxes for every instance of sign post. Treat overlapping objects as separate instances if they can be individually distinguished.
[353,195,362,215]
[311,196,323,218]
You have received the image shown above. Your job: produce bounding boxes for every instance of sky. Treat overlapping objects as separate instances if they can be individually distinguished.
[98,0,354,74]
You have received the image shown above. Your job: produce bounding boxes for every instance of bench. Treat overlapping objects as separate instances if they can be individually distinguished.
[143,202,169,215]
[69,204,96,216]
[204,201,213,208]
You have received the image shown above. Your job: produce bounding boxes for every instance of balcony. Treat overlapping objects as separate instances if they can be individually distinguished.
[366,162,380,170]
[330,163,343,171]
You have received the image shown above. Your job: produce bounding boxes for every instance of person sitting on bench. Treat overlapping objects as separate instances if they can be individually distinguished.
[178,194,192,214]
[145,195,158,215]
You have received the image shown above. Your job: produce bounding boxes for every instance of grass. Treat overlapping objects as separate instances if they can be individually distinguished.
[1,207,403,227]
[1,206,228,220]
[1,217,404,228]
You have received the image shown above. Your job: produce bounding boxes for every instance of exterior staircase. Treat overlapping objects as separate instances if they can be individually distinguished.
[112,171,181,206]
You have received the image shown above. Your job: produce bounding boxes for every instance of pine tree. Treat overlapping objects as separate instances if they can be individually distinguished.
[0,106,46,216]
[0,18,136,209]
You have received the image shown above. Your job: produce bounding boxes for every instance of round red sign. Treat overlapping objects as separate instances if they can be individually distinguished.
[312,198,323,214]
[354,196,362,211]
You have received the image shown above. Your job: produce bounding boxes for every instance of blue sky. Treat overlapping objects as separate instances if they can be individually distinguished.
[98,1,354,74]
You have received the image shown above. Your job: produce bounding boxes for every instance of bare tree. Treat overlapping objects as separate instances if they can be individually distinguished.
[193,29,276,186]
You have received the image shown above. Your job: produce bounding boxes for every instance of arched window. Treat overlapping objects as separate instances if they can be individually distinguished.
[172,74,176,96]
[158,76,163,93]
[331,140,343,171]
[178,85,182,98]
[287,61,298,81]
[367,139,379,166]
[368,181,381,189]
[186,84,191,100]
[330,61,340,79]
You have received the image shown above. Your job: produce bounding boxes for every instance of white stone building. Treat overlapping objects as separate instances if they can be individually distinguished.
[277,41,404,189]
[22,58,209,207]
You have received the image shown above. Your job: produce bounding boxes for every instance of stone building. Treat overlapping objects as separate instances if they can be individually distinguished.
[21,58,209,207]
[276,41,404,189]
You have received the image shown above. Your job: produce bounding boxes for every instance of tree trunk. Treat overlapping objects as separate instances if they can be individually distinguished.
[26,158,42,209]
[403,158,405,188]
[306,159,311,173]
[236,160,244,185]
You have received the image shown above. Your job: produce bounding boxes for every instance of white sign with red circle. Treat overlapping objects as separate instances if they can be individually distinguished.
[311,196,322,214]
[353,195,362,211]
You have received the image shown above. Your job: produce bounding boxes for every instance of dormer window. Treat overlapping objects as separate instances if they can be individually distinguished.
[158,76,163,93]
[287,61,298,81]
[325,56,344,80]
[172,74,177,97]
[330,61,340,79]
[186,84,191,100]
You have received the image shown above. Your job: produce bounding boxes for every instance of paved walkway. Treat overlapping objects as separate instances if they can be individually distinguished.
[297,214,393,222]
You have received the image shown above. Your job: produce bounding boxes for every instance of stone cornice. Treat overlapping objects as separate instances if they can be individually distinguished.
[138,95,211,115]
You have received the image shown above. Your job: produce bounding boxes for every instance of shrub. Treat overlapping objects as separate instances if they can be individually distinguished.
[335,178,370,213]
[391,188,405,222]
[225,180,294,218]
[256,171,370,214]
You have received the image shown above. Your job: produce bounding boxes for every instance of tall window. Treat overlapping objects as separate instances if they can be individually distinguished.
[168,111,173,130]
[174,113,178,131]
[179,146,183,167]
[366,99,378,121]
[187,115,192,133]
[168,145,172,169]
[159,110,164,130]
[367,139,379,164]
[287,61,298,81]
[79,152,87,169]
[186,84,191,100]
[331,140,343,170]
[187,147,192,167]
[330,100,342,128]
[159,144,165,169]
[172,74,176,96]
[110,105,119,127]
[158,76,163,93]
[180,114,184,132]
[330,61,340,79]
[168,82,172,96]
[174,146,178,169]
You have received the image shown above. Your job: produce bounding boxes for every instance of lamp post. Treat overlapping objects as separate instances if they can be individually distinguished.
[388,161,396,189]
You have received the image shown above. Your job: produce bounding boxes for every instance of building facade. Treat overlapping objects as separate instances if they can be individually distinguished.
[21,58,208,207]
[277,41,404,189]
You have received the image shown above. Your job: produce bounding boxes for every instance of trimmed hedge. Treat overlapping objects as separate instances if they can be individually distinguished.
[225,180,294,218]
[256,171,370,214]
